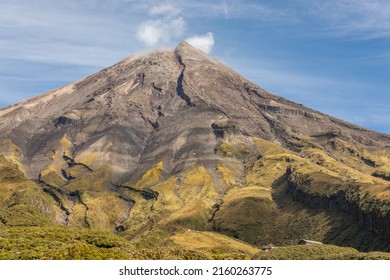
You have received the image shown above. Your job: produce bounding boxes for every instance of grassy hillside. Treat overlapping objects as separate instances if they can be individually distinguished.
[0,156,57,226]
[252,244,390,260]
[212,135,390,251]
[1,226,389,260]
[0,131,389,258]
[170,230,260,255]
[0,227,251,260]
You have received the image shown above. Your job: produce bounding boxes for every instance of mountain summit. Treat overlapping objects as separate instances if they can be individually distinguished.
[1,42,389,255]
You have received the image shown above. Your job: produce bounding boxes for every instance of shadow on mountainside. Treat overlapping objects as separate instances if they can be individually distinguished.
[271,173,390,252]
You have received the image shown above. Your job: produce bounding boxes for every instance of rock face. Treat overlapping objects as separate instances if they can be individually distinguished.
[0,41,389,252]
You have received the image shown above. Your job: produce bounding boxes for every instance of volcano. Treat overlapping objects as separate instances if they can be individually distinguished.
[0,42,389,259]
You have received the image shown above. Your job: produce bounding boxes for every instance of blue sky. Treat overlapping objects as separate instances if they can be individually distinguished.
[0,0,389,134]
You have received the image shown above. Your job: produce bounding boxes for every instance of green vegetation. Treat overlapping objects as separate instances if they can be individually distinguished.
[0,156,56,226]
[214,135,390,251]
[252,244,390,260]
[0,227,248,260]
[214,195,278,244]
[373,163,390,180]
[134,161,164,188]
[1,226,389,260]
[0,226,132,260]
[217,141,252,159]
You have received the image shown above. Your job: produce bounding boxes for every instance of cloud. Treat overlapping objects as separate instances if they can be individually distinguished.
[137,17,185,46]
[222,1,229,18]
[185,32,215,54]
[150,4,180,16]
[304,0,390,38]
[0,0,147,66]
[137,3,186,47]
[174,1,289,20]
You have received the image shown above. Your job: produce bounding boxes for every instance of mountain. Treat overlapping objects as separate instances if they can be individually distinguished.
[0,41,390,258]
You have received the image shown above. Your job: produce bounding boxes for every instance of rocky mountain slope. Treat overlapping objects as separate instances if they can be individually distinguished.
[1,41,389,256]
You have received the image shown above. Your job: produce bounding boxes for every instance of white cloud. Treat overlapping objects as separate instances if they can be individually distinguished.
[137,3,186,47]
[185,32,215,54]
[137,17,185,46]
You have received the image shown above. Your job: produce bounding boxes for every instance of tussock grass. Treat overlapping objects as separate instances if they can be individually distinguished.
[171,230,259,255]
[135,161,163,189]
